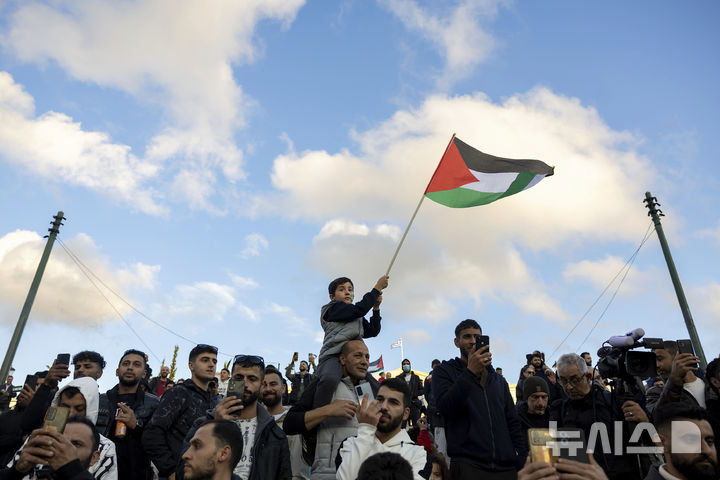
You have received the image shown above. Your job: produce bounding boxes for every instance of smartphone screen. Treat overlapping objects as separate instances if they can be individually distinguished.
[24,374,38,390]
[43,406,70,433]
[56,353,71,365]
[475,335,490,351]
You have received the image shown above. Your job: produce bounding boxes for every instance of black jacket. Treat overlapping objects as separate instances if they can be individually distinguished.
[403,371,424,401]
[0,459,94,480]
[516,402,549,451]
[181,403,291,480]
[142,379,215,476]
[433,358,526,471]
[97,386,159,480]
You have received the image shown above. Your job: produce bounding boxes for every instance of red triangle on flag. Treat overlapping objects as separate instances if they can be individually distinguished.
[424,138,476,194]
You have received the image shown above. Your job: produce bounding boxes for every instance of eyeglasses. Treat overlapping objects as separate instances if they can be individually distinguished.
[197,344,219,353]
[558,375,586,386]
[233,354,265,367]
[525,371,535,375]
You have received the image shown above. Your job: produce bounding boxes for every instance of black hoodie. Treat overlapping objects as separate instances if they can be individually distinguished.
[433,358,526,471]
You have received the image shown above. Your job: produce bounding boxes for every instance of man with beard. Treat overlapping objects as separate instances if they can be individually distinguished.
[97,349,159,480]
[286,354,316,405]
[192,355,290,480]
[433,319,526,479]
[261,367,309,480]
[182,420,243,480]
[647,341,705,417]
[644,403,718,480]
[73,351,106,381]
[516,377,550,450]
[149,366,172,398]
[2,418,100,479]
[143,344,218,480]
[336,378,427,480]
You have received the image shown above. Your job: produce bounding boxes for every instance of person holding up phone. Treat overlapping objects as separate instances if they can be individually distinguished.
[432,319,526,479]
[646,340,706,416]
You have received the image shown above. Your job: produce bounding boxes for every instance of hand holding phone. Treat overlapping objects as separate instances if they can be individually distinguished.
[55,353,71,366]
[43,406,70,433]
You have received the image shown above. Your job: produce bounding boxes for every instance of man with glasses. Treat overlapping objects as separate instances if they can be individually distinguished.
[186,354,291,480]
[143,344,218,480]
[549,353,649,479]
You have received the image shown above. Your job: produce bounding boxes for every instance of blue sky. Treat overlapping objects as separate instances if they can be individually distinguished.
[1,1,719,391]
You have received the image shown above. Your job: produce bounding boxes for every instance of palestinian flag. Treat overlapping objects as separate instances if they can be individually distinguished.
[368,355,384,373]
[424,136,554,208]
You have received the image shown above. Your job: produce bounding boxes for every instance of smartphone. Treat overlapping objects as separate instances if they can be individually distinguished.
[355,382,374,402]
[528,428,556,464]
[676,339,698,368]
[24,374,38,390]
[475,335,490,351]
[55,353,71,366]
[226,378,245,399]
[43,406,70,433]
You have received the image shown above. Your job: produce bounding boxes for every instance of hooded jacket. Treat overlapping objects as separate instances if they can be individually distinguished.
[142,378,215,477]
[181,403,291,480]
[433,358,526,471]
[335,424,427,480]
[6,378,118,480]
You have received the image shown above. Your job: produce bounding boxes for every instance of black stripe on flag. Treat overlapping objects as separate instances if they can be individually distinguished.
[454,137,554,176]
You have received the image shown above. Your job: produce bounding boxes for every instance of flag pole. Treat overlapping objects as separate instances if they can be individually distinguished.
[385,133,456,276]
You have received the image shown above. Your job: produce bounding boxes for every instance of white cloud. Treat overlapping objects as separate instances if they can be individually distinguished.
[229,274,259,290]
[117,263,161,290]
[0,230,146,326]
[0,72,164,214]
[315,220,401,242]
[263,302,310,333]
[1,1,305,212]
[563,255,654,297]
[381,0,504,88]
[267,87,660,323]
[165,282,237,325]
[241,233,269,258]
[405,329,431,344]
[694,222,720,244]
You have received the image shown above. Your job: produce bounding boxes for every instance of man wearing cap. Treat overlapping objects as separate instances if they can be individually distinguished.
[516,376,550,450]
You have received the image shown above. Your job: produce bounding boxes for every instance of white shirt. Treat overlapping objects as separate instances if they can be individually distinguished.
[218,378,229,396]
[683,377,706,408]
[233,417,258,480]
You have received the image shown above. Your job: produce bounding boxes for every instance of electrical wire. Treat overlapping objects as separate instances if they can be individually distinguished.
[57,238,233,358]
[547,222,656,359]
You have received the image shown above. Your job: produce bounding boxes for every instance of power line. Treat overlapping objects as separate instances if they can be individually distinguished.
[547,222,655,360]
[57,239,161,362]
[57,238,234,359]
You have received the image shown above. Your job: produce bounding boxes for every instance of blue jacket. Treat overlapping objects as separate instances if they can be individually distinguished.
[433,358,526,471]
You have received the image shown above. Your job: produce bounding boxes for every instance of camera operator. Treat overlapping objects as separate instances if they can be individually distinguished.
[550,353,649,480]
[2,418,100,480]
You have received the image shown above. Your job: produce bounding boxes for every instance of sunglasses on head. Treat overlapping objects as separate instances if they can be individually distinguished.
[233,354,265,367]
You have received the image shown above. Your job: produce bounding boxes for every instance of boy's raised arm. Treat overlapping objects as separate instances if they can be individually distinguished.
[323,275,389,323]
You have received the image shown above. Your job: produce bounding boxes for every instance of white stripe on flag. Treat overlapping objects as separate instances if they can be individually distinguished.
[391,339,402,348]
[465,170,519,193]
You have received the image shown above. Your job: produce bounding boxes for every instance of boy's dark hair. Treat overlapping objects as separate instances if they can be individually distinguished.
[454,319,481,338]
[379,377,411,408]
[431,359,440,369]
[221,368,230,374]
[328,277,353,296]
[73,351,106,369]
[707,357,720,382]
[430,452,449,480]
[67,417,100,452]
[358,452,413,480]
[201,419,244,470]
[118,349,147,368]
[654,402,708,435]
[189,344,218,363]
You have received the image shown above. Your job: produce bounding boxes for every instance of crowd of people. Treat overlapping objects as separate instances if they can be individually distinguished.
[0,273,718,480]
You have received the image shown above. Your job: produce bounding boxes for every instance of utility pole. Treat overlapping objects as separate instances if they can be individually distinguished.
[0,212,65,383]
[643,193,707,369]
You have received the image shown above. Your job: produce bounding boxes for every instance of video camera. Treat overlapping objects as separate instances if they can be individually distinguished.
[596,328,663,400]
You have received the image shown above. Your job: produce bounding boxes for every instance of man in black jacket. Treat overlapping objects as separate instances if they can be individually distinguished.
[184,354,291,480]
[516,376,549,451]
[97,349,159,480]
[399,359,423,428]
[143,344,218,480]
[433,319,526,479]
[286,353,316,405]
